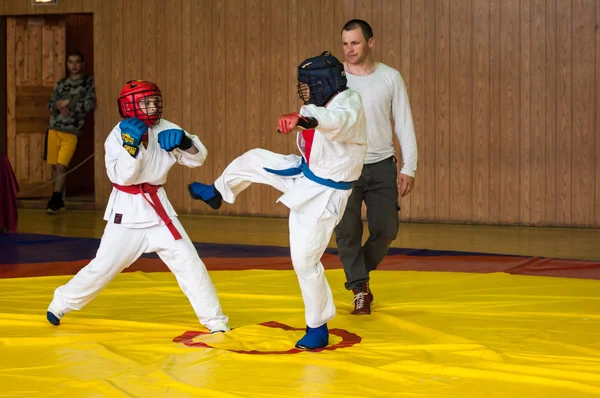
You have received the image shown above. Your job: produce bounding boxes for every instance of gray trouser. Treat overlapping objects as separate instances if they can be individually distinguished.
[334,156,400,290]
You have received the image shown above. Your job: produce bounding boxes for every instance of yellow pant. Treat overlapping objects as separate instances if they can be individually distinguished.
[45,129,78,167]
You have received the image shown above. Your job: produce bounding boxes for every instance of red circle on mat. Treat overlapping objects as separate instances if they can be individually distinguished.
[173,321,362,354]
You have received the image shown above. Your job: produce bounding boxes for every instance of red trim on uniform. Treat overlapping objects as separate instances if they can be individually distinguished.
[302,129,315,164]
[113,183,182,240]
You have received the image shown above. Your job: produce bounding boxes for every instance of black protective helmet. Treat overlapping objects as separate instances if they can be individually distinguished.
[297,51,347,106]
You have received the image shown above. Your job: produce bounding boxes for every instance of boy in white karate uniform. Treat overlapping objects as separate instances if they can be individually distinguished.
[189,52,367,349]
[46,80,229,333]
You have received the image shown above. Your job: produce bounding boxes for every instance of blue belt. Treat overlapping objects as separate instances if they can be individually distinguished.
[264,159,354,190]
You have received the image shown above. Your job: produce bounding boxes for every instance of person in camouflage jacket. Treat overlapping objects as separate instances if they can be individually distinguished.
[45,51,96,213]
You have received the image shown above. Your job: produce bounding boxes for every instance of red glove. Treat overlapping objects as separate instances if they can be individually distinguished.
[278,112,302,134]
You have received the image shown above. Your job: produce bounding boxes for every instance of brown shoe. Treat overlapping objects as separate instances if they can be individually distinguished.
[351,283,373,315]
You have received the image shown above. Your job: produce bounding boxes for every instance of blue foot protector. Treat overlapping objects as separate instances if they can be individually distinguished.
[188,183,222,210]
[295,324,329,349]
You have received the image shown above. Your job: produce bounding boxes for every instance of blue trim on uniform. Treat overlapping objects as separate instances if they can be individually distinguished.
[264,159,354,190]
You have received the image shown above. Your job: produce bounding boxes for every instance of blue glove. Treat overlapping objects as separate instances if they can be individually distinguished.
[120,118,147,157]
[157,129,193,152]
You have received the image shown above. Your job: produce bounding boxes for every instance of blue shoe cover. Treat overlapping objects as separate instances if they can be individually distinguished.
[188,183,222,209]
[188,182,216,200]
[295,324,329,349]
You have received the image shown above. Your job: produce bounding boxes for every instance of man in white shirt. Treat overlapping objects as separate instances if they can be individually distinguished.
[335,19,418,315]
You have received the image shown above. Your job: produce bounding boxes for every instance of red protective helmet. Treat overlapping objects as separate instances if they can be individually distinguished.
[117,80,163,126]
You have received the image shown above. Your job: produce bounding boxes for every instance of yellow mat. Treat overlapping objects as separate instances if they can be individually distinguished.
[1,270,599,397]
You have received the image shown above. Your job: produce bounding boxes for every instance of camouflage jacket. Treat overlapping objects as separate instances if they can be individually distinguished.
[47,75,96,135]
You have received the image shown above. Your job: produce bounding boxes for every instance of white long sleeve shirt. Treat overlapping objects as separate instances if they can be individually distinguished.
[345,63,418,177]
[103,119,207,227]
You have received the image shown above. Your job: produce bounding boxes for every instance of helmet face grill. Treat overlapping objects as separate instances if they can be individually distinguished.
[297,81,324,105]
[117,81,163,126]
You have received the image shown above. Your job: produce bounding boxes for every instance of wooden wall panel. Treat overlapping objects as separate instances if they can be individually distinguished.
[28,23,42,86]
[213,0,227,215]
[189,0,213,216]
[267,0,291,218]
[93,0,109,208]
[1,1,28,16]
[0,0,93,15]
[4,0,599,226]
[394,0,413,220]
[28,133,43,183]
[180,0,193,214]
[435,0,450,221]
[322,0,337,58]
[122,0,141,80]
[380,0,401,68]
[141,0,158,83]
[449,0,472,222]
[53,19,65,85]
[223,0,244,216]
[105,0,123,207]
[7,16,65,198]
[571,0,596,225]
[15,23,26,85]
[28,0,87,15]
[410,0,426,219]
[531,0,546,225]
[544,0,557,224]
[41,24,54,86]
[163,0,184,213]
[472,0,490,223]
[488,0,501,224]
[556,0,573,225]
[596,1,600,228]
[520,0,532,225]
[423,0,436,221]
[15,135,29,181]
[244,0,262,216]
[500,0,520,224]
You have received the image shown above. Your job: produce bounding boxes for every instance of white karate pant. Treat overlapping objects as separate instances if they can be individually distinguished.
[215,148,342,328]
[48,217,228,331]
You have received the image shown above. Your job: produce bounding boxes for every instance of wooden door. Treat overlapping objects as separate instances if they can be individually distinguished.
[6,16,66,198]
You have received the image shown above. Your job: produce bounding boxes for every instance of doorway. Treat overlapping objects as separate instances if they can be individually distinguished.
[64,14,94,201]
[4,13,95,209]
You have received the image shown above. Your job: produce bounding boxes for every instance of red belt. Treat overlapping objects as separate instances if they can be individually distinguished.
[113,183,182,240]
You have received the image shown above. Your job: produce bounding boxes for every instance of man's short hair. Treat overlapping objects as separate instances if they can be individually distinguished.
[67,51,84,62]
[342,19,373,41]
